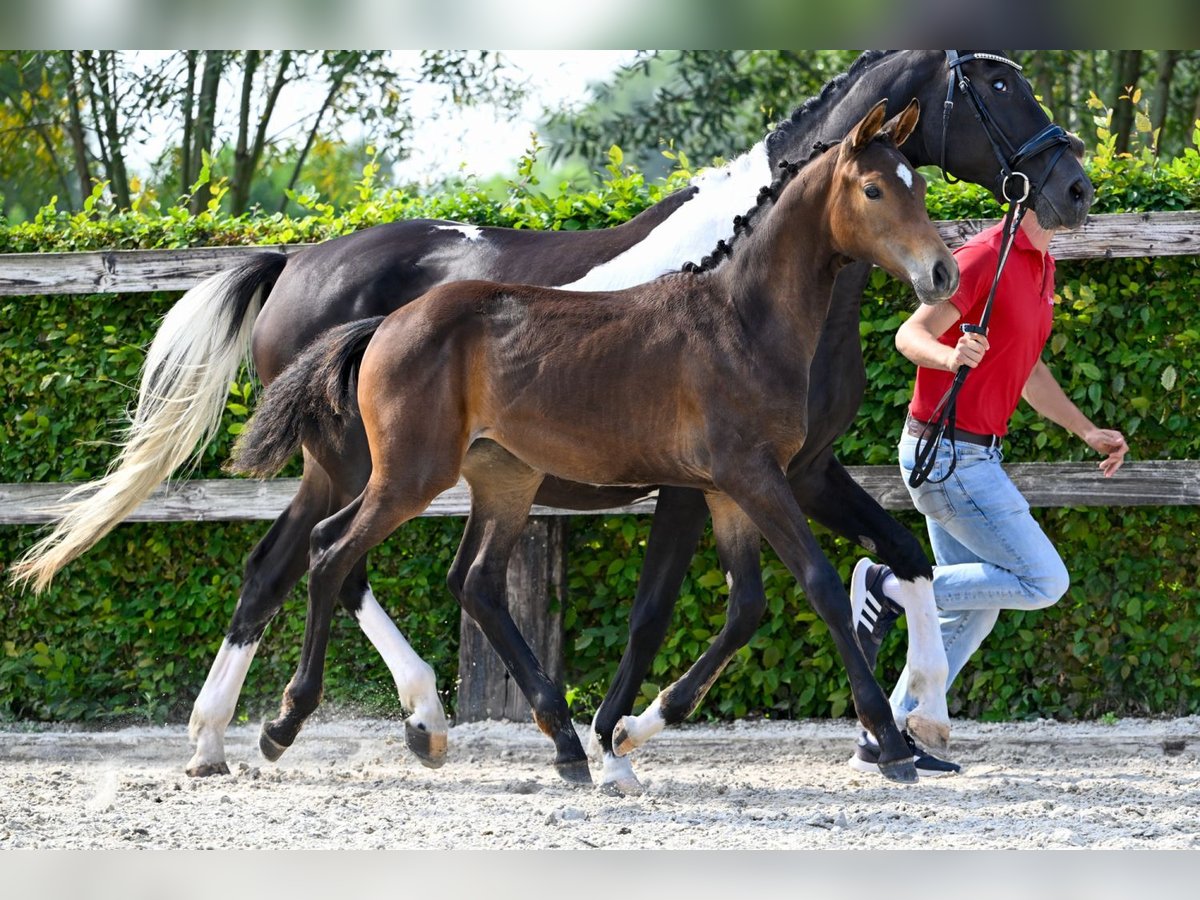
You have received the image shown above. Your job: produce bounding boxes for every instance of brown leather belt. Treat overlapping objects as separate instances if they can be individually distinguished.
[905,415,1002,449]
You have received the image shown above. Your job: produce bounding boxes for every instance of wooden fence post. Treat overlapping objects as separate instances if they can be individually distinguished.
[455,516,567,722]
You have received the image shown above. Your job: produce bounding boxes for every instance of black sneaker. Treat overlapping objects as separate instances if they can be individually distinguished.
[850,557,903,671]
[847,729,961,778]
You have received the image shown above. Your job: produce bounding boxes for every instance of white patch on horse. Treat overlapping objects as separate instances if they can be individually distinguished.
[895,162,914,190]
[887,575,951,747]
[558,142,773,291]
[616,695,666,754]
[435,223,484,241]
[187,638,259,774]
[355,586,446,735]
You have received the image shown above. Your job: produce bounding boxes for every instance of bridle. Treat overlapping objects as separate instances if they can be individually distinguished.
[909,51,1077,489]
[939,50,1074,207]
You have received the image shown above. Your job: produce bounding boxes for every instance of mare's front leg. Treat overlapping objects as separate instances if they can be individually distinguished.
[716,455,917,783]
[611,493,764,769]
[187,459,334,776]
[792,453,950,750]
[590,486,710,795]
[452,445,590,784]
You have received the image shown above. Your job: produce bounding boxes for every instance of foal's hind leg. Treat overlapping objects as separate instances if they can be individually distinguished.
[613,494,765,771]
[186,459,334,776]
[792,453,950,750]
[589,486,710,794]
[450,444,590,784]
[261,469,455,760]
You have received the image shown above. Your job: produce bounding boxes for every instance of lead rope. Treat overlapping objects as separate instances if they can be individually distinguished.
[908,197,1028,488]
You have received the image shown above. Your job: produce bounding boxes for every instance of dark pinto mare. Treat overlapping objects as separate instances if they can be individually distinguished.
[13,51,1093,786]
[231,101,957,784]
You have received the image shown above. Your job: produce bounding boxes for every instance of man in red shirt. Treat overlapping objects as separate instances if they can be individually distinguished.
[848,214,1129,778]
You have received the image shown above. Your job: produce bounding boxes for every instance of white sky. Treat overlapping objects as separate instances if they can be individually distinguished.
[128,51,636,188]
[392,50,637,184]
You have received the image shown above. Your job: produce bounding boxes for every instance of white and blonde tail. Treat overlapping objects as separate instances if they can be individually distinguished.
[10,254,288,593]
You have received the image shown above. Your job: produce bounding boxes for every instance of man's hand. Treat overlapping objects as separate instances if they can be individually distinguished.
[1084,428,1128,477]
[948,329,989,370]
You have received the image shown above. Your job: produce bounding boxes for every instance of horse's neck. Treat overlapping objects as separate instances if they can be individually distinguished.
[766,51,935,170]
[720,160,840,355]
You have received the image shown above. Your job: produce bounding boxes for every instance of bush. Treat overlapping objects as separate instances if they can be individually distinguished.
[2,131,1198,725]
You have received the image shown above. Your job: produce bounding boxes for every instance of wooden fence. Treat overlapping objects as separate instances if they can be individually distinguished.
[2,210,1197,721]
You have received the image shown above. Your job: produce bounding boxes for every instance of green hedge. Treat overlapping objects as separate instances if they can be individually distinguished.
[2,131,1199,725]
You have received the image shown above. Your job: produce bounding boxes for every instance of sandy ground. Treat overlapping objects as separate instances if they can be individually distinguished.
[1,715,1197,849]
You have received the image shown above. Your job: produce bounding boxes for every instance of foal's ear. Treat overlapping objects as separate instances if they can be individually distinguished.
[883,98,921,148]
[847,99,889,153]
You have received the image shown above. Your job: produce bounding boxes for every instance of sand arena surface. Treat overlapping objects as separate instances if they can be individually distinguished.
[1,716,1197,849]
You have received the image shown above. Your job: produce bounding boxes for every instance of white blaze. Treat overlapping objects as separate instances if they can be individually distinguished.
[895,162,914,190]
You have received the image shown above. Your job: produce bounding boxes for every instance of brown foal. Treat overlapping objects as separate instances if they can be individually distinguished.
[232,99,958,784]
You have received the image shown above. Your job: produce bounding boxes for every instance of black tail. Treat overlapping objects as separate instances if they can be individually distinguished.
[229,316,385,477]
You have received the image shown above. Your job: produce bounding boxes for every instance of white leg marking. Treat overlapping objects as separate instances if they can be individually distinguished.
[355,587,447,734]
[558,143,772,290]
[187,638,259,773]
[599,752,644,796]
[615,696,667,755]
[889,576,951,746]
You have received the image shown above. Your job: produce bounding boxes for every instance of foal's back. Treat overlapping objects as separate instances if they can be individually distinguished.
[358,274,748,487]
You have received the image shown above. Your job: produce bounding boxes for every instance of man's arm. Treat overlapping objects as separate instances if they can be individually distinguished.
[895,299,989,371]
[1021,359,1129,477]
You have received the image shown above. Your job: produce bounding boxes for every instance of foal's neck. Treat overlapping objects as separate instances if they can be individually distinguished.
[719,150,845,349]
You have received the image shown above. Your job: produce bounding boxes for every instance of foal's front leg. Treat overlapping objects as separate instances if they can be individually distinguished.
[792,453,950,749]
[717,456,918,782]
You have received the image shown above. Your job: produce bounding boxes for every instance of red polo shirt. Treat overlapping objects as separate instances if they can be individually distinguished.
[909,221,1056,437]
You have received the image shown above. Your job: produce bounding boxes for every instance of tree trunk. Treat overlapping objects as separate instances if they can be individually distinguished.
[230,50,260,214]
[190,50,225,213]
[1150,50,1179,155]
[61,52,94,205]
[1111,50,1143,155]
[279,52,360,212]
[96,52,131,208]
[180,51,197,197]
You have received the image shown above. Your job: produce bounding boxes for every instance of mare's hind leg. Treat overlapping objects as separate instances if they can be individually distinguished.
[589,486,710,794]
[261,466,456,759]
[186,457,334,776]
[450,443,590,785]
[612,493,764,767]
[339,558,448,768]
[792,453,949,750]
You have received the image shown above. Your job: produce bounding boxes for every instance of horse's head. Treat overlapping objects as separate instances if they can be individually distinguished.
[829,99,959,306]
[907,50,1094,230]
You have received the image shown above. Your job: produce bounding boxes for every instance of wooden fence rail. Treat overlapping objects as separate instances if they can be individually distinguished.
[0,212,1198,297]
[2,212,1196,721]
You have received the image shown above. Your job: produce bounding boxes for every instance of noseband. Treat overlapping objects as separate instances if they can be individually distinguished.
[939,51,1074,206]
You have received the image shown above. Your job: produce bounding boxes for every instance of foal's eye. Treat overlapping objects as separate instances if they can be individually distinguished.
[864,184,882,200]
[992,79,1008,93]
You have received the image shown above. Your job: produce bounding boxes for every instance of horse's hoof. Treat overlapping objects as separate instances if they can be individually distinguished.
[612,718,637,757]
[259,723,289,763]
[405,718,447,769]
[598,753,643,797]
[906,712,951,752]
[878,756,919,784]
[555,757,594,786]
[185,760,230,778]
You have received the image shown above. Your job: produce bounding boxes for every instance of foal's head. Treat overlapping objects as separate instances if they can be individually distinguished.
[828,99,958,305]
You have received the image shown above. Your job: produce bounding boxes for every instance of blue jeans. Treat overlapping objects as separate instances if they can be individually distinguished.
[890,433,1070,718]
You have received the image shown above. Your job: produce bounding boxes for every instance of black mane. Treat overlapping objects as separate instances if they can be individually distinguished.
[764,50,895,158]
